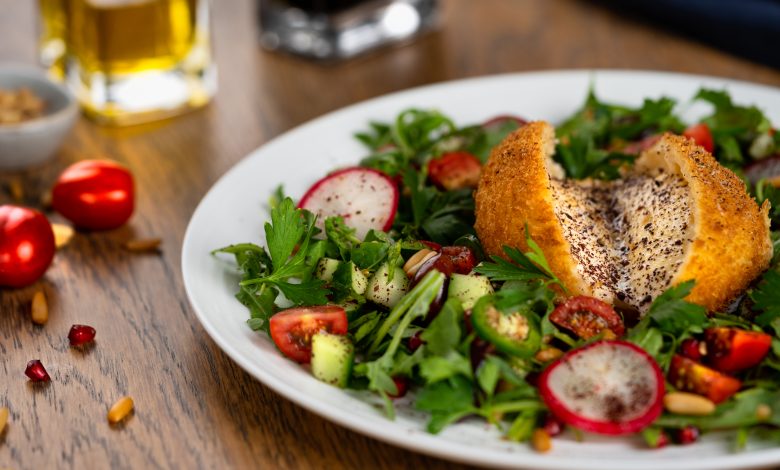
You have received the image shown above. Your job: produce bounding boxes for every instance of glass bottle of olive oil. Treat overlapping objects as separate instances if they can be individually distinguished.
[38,0,216,126]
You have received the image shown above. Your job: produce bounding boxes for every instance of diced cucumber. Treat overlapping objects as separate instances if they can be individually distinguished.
[365,263,409,308]
[448,273,494,310]
[311,332,354,388]
[332,261,368,301]
[314,257,340,282]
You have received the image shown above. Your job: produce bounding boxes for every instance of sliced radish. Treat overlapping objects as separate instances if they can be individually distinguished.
[298,167,399,240]
[538,340,664,435]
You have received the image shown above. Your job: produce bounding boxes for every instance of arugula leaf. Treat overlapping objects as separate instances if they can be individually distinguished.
[355,121,394,150]
[420,298,463,356]
[325,216,361,260]
[419,351,472,383]
[694,88,772,165]
[753,270,780,336]
[415,375,476,433]
[555,136,633,180]
[754,181,780,227]
[398,167,475,244]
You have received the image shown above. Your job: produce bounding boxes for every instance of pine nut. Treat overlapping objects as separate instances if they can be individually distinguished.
[8,179,23,202]
[403,249,436,278]
[663,392,715,416]
[0,407,8,435]
[123,238,162,253]
[756,403,772,421]
[52,223,74,249]
[107,396,134,424]
[531,428,552,453]
[39,190,52,209]
[31,291,48,325]
[534,347,563,363]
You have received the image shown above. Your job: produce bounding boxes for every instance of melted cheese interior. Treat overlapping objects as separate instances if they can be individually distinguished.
[550,169,693,311]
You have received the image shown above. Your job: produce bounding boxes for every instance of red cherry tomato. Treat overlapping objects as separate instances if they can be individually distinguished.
[0,205,55,288]
[668,355,741,404]
[683,123,715,153]
[703,327,772,373]
[52,160,135,230]
[427,152,482,191]
[388,376,409,399]
[549,296,625,340]
[268,305,348,363]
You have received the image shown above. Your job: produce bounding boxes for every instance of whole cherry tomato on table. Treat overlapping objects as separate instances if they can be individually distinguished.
[52,160,135,230]
[0,205,55,288]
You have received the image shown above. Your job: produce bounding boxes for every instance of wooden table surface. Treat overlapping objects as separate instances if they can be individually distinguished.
[2,1,780,468]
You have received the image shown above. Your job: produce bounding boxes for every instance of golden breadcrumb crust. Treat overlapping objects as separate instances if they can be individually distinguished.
[637,134,773,311]
[474,121,597,298]
[474,122,773,312]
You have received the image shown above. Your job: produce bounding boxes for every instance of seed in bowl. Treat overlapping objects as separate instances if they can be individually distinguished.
[0,87,45,124]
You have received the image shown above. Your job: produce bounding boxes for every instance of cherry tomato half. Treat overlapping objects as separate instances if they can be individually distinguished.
[268,305,348,363]
[427,152,482,191]
[549,296,625,340]
[704,327,772,373]
[683,123,715,153]
[0,205,55,288]
[52,160,135,230]
[668,354,741,404]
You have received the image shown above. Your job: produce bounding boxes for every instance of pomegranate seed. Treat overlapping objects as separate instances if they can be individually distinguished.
[542,414,565,437]
[408,331,424,352]
[68,324,96,346]
[25,360,50,382]
[388,376,409,399]
[674,425,700,445]
[680,338,702,361]
[652,430,670,448]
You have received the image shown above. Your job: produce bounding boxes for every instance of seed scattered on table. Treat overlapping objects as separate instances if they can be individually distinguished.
[108,396,134,424]
[24,359,50,382]
[0,407,8,435]
[31,291,48,325]
[7,179,23,202]
[52,223,74,248]
[123,238,162,252]
[68,324,96,346]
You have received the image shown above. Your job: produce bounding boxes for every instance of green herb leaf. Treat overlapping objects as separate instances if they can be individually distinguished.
[265,198,305,272]
[420,298,463,356]
[646,280,708,336]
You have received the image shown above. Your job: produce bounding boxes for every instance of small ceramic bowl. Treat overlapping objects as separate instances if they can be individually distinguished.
[0,64,78,170]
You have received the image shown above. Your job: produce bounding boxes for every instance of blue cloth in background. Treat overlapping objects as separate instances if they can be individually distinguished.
[596,0,780,69]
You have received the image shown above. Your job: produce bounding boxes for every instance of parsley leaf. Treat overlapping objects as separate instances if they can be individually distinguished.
[646,280,708,336]
[475,230,565,291]
[221,198,330,311]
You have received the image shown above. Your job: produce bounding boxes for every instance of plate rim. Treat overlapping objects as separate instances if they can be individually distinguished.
[182,69,780,470]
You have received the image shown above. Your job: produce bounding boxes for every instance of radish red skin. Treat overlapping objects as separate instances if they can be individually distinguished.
[538,340,665,435]
[298,167,399,239]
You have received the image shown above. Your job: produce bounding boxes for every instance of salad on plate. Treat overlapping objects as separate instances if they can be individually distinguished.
[213,87,780,452]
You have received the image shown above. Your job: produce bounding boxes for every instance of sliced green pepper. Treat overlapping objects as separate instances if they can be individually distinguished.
[471,295,541,358]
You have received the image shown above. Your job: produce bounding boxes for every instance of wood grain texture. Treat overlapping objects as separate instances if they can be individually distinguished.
[1,0,780,468]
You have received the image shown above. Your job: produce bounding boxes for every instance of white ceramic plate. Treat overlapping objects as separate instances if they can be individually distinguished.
[182,70,780,470]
